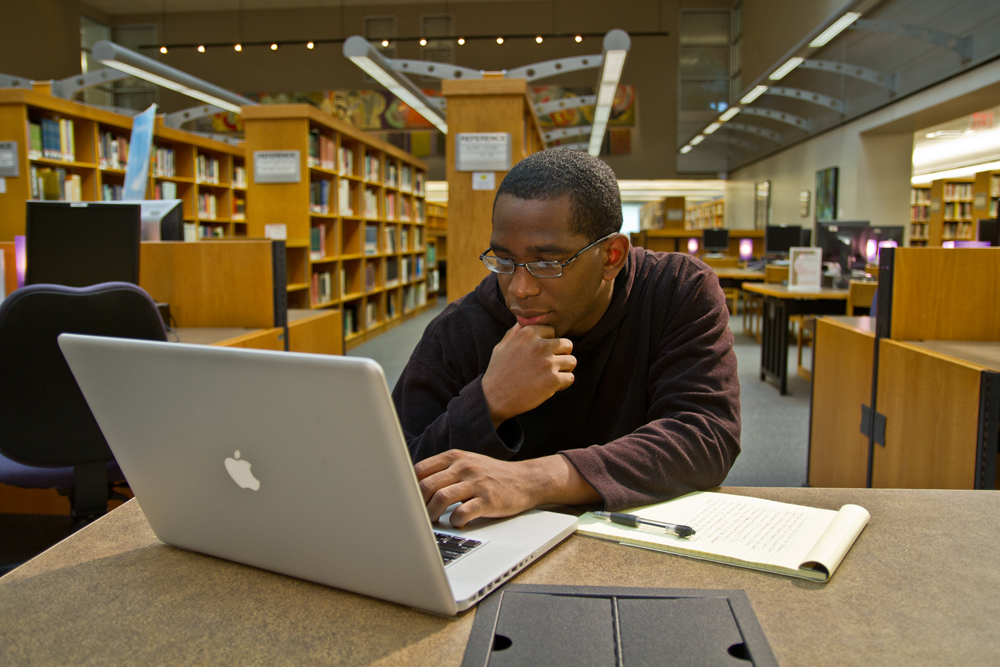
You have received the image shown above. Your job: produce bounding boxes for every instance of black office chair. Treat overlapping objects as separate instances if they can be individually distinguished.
[0,282,167,524]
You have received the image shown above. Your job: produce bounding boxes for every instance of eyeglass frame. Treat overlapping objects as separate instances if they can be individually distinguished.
[479,231,620,278]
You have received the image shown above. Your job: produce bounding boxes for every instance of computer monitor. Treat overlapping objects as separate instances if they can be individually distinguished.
[100,199,184,241]
[978,219,1000,247]
[764,225,802,256]
[25,201,141,287]
[863,225,905,263]
[816,221,870,273]
[703,229,730,253]
[799,229,812,247]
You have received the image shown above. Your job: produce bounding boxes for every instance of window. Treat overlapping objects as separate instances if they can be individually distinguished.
[420,15,454,82]
[109,25,158,111]
[679,10,731,113]
[364,16,396,59]
[80,17,112,106]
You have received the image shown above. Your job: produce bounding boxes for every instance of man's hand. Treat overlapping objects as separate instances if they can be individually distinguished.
[414,450,601,528]
[481,323,575,428]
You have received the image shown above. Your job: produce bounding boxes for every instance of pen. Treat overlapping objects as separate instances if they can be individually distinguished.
[592,511,696,538]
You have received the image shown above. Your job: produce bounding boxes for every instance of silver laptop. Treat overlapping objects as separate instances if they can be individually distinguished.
[58,334,577,616]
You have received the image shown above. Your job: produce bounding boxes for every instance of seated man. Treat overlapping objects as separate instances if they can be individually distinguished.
[393,149,740,528]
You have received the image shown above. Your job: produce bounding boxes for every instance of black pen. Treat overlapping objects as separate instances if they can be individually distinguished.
[592,511,696,538]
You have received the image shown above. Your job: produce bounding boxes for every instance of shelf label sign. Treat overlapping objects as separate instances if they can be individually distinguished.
[125,104,156,200]
[0,141,18,177]
[455,133,511,172]
[254,151,301,183]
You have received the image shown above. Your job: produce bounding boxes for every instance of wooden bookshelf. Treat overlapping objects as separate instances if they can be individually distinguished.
[425,201,447,299]
[972,169,1000,227]
[686,198,724,230]
[242,104,433,349]
[909,185,931,246]
[639,197,686,231]
[926,177,975,246]
[0,88,247,242]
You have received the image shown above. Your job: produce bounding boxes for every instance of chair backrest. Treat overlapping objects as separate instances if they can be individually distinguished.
[702,257,740,269]
[765,265,789,284]
[0,282,167,468]
[847,280,878,316]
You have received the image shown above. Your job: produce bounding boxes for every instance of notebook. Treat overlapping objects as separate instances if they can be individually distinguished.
[58,334,577,616]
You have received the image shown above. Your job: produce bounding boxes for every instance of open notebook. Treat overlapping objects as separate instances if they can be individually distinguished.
[577,492,870,582]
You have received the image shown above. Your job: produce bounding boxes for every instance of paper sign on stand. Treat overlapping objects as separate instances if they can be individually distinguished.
[788,247,823,291]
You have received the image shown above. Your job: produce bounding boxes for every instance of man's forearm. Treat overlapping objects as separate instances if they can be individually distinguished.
[523,454,603,507]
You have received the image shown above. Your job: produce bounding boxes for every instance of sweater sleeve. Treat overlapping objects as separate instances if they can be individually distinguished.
[560,263,742,511]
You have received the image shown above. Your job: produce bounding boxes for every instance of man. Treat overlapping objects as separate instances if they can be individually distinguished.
[393,149,740,528]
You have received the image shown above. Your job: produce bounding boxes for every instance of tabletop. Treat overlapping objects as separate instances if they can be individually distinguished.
[742,283,849,299]
[1,487,997,666]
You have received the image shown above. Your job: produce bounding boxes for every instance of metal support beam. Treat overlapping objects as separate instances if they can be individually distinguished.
[707,134,760,153]
[164,104,226,129]
[426,97,447,110]
[543,125,593,143]
[51,69,130,99]
[725,122,783,143]
[506,55,604,82]
[739,106,811,131]
[764,86,845,114]
[0,73,33,90]
[535,95,597,117]
[390,60,482,81]
[850,19,973,63]
[800,59,896,93]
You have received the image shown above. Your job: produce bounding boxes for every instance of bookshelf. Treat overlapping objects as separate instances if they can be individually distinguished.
[425,201,447,300]
[685,199,724,230]
[0,88,247,242]
[972,169,1000,228]
[909,185,931,247]
[926,177,975,246]
[639,197,686,231]
[242,104,433,349]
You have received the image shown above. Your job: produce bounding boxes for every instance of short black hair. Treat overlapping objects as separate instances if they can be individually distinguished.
[494,149,623,242]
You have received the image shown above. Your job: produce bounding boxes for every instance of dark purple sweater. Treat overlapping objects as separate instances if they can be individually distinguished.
[391,246,741,510]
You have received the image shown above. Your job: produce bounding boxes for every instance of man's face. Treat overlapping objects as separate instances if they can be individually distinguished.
[490,194,612,338]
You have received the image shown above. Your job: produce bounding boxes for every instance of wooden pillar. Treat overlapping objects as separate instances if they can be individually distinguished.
[442,78,543,302]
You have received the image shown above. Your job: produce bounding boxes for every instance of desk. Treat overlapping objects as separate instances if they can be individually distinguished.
[1,487,997,665]
[742,284,849,394]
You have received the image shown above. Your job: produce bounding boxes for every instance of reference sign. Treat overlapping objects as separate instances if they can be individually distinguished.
[254,150,302,183]
[455,133,511,172]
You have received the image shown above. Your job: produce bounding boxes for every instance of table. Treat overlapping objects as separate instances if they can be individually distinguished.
[742,283,849,394]
[1,487,997,666]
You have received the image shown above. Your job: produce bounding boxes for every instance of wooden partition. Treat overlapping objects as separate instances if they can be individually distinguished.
[443,78,544,302]
[0,242,15,297]
[139,240,280,329]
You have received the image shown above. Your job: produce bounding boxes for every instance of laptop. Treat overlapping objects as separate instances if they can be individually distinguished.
[58,334,578,616]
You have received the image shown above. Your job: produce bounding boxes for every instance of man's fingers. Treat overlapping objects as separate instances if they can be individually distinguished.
[413,451,457,481]
[448,497,488,528]
[550,337,574,355]
[523,324,556,339]
[554,354,577,372]
[426,481,476,522]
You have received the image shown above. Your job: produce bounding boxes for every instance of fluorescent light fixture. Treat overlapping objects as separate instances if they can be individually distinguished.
[680,145,693,154]
[719,106,741,121]
[911,159,1000,184]
[704,122,722,135]
[92,40,256,114]
[343,36,448,134]
[809,12,862,48]
[690,135,705,145]
[740,85,768,105]
[588,30,630,156]
[769,57,804,81]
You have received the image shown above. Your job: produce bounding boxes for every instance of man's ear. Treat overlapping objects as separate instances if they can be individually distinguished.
[602,234,631,280]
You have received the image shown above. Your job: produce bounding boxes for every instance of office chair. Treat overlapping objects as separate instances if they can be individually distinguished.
[0,282,167,523]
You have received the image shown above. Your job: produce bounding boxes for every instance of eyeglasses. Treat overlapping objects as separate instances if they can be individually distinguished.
[480,232,619,278]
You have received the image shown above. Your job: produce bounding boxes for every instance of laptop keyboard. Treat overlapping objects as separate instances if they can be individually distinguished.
[435,532,483,565]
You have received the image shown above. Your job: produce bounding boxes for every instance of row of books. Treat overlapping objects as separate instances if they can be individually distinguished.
[311,271,334,306]
[364,154,380,182]
[339,180,354,216]
[364,225,379,255]
[344,304,358,336]
[97,131,129,170]
[198,193,218,219]
[990,199,999,217]
[198,224,226,239]
[29,166,82,201]
[910,188,931,206]
[991,174,1000,197]
[101,184,125,201]
[385,162,398,188]
[910,223,929,240]
[943,201,973,220]
[365,263,378,292]
[385,257,400,287]
[364,188,379,219]
[427,268,440,293]
[196,155,221,184]
[910,204,930,222]
[310,180,332,215]
[366,302,378,328]
[28,118,75,162]
[340,282,430,336]
[426,243,436,266]
[233,166,247,189]
[233,195,246,220]
[339,146,354,176]
[943,182,974,201]
[385,192,397,220]
[154,181,178,200]
[310,223,329,261]
[154,147,176,177]
[942,221,975,240]
[308,130,336,170]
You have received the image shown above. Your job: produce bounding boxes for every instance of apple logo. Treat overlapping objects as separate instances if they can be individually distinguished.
[224,450,260,491]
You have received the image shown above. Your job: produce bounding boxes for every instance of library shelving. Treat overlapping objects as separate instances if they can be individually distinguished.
[242,104,433,350]
[909,185,931,246]
[425,201,447,299]
[972,169,1000,225]
[926,177,974,246]
[685,199,724,230]
[0,87,248,242]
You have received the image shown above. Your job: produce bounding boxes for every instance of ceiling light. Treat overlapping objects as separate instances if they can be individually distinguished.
[271,43,278,51]
[690,135,705,145]
[740,85,768,105]
[497,37,504,44]
[809,12,862,48]
[588,30,630,156]
[703,122,722,134]
[307,41,314,49]
[457,38,465,45]
[235,44,242,52]
[911,160,1000,184]
[680,145,693,154]
[381,40,389,47]
[93,40,256,114]
[719,106,741,121]
[536,36,543,44]
[160,46,168,54]
[197,45,205,53]
[420,38,427,46]
[769,57,804,81]
[575,35,583,43]
[343,36,448,134]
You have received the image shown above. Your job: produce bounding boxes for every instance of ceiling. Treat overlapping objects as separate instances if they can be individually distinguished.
[83,0,522,15]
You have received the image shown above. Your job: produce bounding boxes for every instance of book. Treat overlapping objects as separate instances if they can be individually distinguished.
[577,491,870,583]
[310,224,326,261]
[364,225,379,255]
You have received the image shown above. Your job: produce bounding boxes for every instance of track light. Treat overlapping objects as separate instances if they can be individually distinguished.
[271,43,278,51]
[457,38,465,45]
[420,38,427,46]
[197,45,205,53]
[497,37,504,44]
[536,36,543,44]
[235,44,242,52]
[307,41,314,49]
[160,46,168,54]
[575,35,583,43]
[381,40,389,47]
